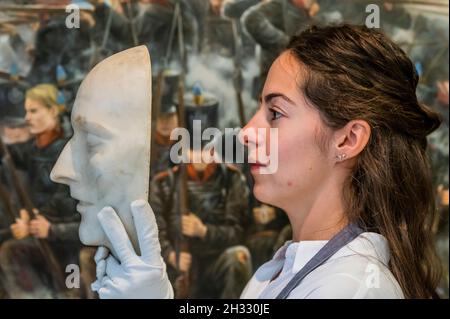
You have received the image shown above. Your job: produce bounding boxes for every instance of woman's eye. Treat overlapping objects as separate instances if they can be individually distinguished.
[270,109,283,121]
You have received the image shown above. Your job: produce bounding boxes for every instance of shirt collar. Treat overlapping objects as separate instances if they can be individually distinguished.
[272,240,292,260]
[267,240,328,275]
[290,240,328,273]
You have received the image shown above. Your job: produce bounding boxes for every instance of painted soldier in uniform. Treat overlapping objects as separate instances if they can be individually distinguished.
[133,0,200,70]
[85,0,133,66]
[151,70,180,178]
[241,0,342,96]
[0,84,79,298]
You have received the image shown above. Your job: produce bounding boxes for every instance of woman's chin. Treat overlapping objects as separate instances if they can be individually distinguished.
[253,184,274,205]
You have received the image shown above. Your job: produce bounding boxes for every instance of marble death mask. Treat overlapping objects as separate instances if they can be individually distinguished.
[51,46,152,256]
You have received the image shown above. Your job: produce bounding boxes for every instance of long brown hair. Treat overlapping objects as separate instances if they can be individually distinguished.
[286,24,442,298]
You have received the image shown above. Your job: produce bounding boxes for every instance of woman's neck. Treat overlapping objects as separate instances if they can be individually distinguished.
[284,177,349,242]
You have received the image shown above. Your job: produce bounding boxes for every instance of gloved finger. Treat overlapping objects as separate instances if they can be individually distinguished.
[97,287,113,299]
[130,200,162,265]
[91,279,101,292]
[97,206,138,266]
[104,255,122,278]
[94,246,109,264]
[91,273,111,292]
[97,277,117,299]
[96,259,106,281]
[98,277,123,299]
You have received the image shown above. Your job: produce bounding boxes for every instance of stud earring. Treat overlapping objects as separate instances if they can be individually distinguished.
[336,153,347,161]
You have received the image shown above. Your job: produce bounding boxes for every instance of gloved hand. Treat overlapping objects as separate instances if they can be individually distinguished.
[91,199,174,299]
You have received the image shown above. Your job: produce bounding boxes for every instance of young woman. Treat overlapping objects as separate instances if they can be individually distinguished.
[87,24,442,299]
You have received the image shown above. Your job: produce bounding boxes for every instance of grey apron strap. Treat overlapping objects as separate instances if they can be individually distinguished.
[275,223,365,299]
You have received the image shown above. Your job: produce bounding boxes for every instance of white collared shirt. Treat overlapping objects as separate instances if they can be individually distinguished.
[240,232,404,299]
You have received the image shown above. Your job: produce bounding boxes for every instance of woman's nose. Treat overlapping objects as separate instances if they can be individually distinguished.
[240,109,266,147]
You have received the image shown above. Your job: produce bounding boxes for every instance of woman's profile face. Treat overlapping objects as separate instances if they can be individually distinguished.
[242,51,334,211]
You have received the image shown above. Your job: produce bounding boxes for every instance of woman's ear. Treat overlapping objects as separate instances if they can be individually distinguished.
[332,120,371,162]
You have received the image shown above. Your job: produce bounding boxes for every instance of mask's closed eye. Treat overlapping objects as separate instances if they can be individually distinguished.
[86,133,103,153]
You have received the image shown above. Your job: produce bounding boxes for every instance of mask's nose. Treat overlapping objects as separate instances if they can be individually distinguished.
[50,141,78,185]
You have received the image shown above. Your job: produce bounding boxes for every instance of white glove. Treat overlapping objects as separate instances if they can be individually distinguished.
[91,199,174,299]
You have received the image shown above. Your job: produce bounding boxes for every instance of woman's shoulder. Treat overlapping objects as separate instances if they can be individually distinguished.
[292,232,404,299]
[295,267,404,298]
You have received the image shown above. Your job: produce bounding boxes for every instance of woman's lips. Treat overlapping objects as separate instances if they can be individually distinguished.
[250,162,268,172]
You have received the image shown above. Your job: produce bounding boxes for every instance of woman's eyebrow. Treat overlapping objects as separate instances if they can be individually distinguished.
[261,93,296,106]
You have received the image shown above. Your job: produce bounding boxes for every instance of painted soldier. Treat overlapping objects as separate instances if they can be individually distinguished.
[0,84,79,298]
[151,69,179,178]
[241,0,342,96]
[133,0,200,70]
